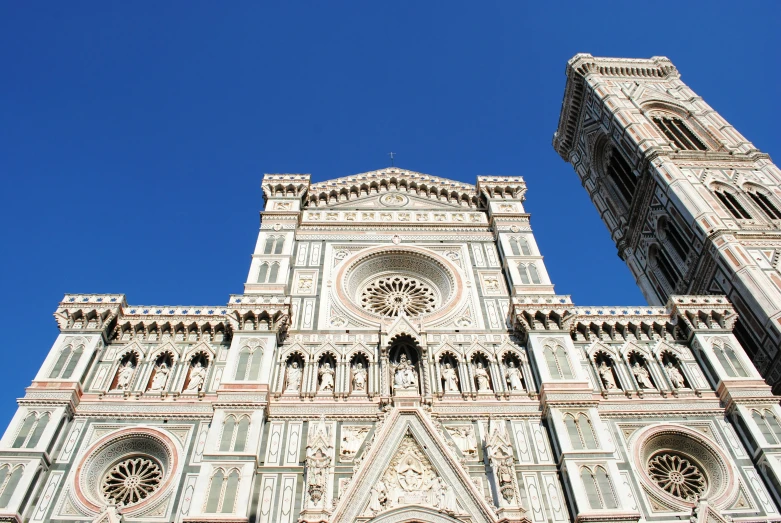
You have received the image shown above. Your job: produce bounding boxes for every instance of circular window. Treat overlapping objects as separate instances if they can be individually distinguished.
[336,247,464,322]
[647,452,706,500]
[101,456,163,506]
[361,276,437,317]
[632,425,736,508]
[74,428,179,514]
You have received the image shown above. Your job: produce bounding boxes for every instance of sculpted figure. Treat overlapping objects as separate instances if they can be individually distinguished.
[441,362,459,392]
[665,361,687,389]
[319,362,335,392]
[505,360,524,391]
[185,362,206,392]
[149,362,169,392]
[352,362,367,392]
[597,361,617,390]
[368,478,388,514]
[496,456,515,502]
[115,361,135,390]
[474,361,492,392]
[286,361,302,392]
[393,353,418,391]
[632,361,655,389]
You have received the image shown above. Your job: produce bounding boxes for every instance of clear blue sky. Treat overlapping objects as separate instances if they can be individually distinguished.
[1,2,779,425]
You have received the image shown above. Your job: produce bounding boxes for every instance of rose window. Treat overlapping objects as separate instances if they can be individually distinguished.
[647,453,706,501]
[361,276,436,317]
[100,457,163,506]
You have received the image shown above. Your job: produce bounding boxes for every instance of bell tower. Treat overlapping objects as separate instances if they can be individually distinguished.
[553,54,781,391]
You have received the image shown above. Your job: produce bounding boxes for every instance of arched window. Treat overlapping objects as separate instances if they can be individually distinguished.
[0,465,24,508]
[605,148,637,204]
[263,236,285,255]
[753,410,781,445]
[544,345,573,380]
[660,218,690,261]
[580,466,617,509]
[714,344,748,378]
[205,468,240,513]
[518,263,541,285]
[650,246,680,291]
[13,412,50,449]
[748,192,781,220]
[565,413,598,450]
[595,467,618,509]
[235,346,263,381]
[509,237,531,256]
[269,263,279,283]
[257,262,280,284]
[219,415,251,452]
[49,345,84,379]
[715,191,752,219]
[652,116,707,151]
[509,238,520,256]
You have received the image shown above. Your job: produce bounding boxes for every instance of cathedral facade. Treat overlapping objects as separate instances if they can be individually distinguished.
[2,56,781,523]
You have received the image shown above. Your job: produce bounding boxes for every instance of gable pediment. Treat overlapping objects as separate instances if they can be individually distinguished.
[331,408,496,523]
[327,192,468,210]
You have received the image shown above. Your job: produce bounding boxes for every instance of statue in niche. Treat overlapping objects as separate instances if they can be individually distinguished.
[449,426,477,457]
[393,353,418,391]
[495,456,516,502]
[441,362,459,393]
[632,361,655,389]
[474,361,492,392]
[352,362,367,392]
[115,361,135,391]
[505,360,524,391]
[319,362,335,392]
[149,362,170,392]
[184,361,207,392]
[597,361,617,390]
[306,447,331,504]
[665,361,687,389]
[286,361,302,392]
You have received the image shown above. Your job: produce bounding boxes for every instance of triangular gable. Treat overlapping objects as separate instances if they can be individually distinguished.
[386,315,422,342]
[92,505,123,523]
[328,192,468,211]
[331,408,496,523]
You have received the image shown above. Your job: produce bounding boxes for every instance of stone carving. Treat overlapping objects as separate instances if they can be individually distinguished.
[361,276,436,317]
[597,361,617,390]
[648,453,706,500]
[665,362,687,389]
[304,417,333,511]
[393,354,418,392]
[351,362,367,392]
[340,426,370,460]
[298,276,314,293]
[115,361,135,391]
[447,425,477,457]
[485,420,518,505]
[632,361,655,389]
[441,362,460,393]
[286,361,302,392]
[100,457,163,506]
[474,362,492,392]
[148,363,169,392]
[505,361,524,391]
[319,362,335,392]
[184,362,206,392]
[483,276,500,292]
[366,433,457,516]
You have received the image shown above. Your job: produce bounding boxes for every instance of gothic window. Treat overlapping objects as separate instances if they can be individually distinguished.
[752,410,781,445]
[518,263,541,285]
[564,413,598,450]
[12,412,50,448]
[580,466,617,509]
[652,116,707,151]
[544,345,573,379]
[0,465,24,508]
[748,192,781,220]
[257,262,280,284]
[49,344,84,380]
[219,415,250,452]
[650,245,680,292]
[205,468,240,513]
[605,148,637,204]
[660,218,690,261]
[715,190,752,219]
[509,237,531,256]
[235,346,263,381]
[263,236,284,254]
[714,344,748,378]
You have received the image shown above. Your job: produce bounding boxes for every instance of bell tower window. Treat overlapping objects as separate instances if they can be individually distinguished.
[652,116,707,151]
[748,192,781,220]
[715,191,752,219]
[605,148,637,204]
